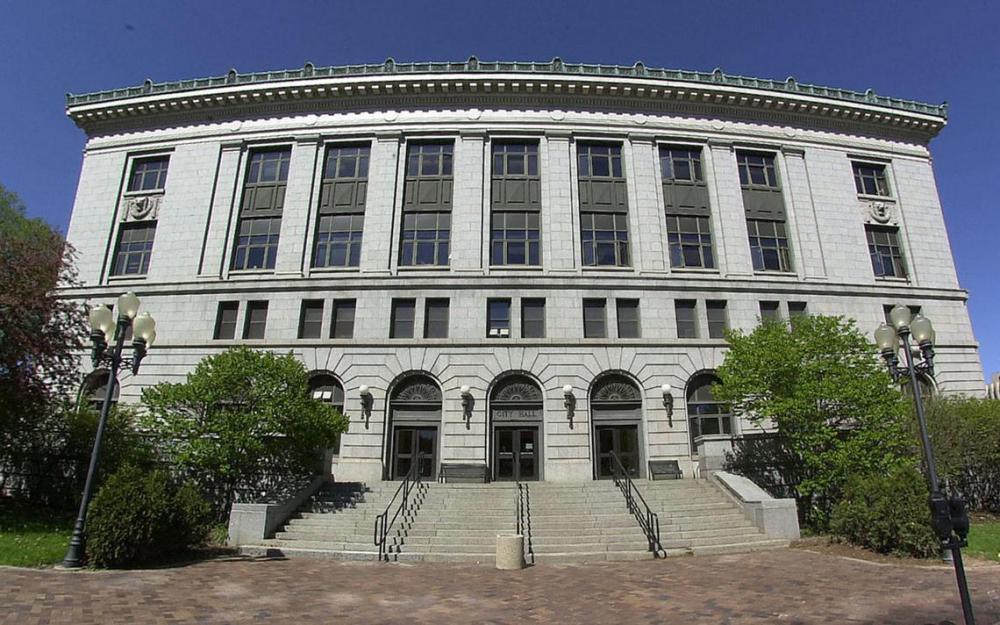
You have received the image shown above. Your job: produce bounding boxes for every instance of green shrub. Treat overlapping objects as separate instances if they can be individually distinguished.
[85,466,212,568]
[922,397,1000,512]
[830,465,939,558]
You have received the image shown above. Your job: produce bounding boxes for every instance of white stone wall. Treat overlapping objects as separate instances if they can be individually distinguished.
[62,103,985,482]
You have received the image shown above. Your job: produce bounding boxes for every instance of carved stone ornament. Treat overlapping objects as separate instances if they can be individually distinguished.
[493,378,543,403]
[392,379,441,403]
[123,194,162,222]
[868,201,893,224]
[592,376,641,403]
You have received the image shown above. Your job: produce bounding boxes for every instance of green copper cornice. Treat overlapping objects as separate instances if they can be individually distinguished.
[65,57,947,119]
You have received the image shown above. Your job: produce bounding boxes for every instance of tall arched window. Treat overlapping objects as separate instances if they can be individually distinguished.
[79,370,119,412]
[686,373,731,449]
[309,373,345,454]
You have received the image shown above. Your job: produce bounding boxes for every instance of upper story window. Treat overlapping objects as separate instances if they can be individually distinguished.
[661,145,714,270]
[299,300,324,339]
[390,299,416,339]
[853,161,891,197]
[232,148,291,271]
[578,143,630,267]
[521,298,545,339]
[491,142,541,266]
[583,298,607,338]
[675,300,698,338]
[243,301,269,339]
[867,225,907,279]
[314,145,370,268]
[213,301,239,340]
[424,298,450,339]
[616,299,641,339]
[737,150,791,273]
[487,298,511,338]
[331,299,356,339]
[400,142,453,267]
[706,300,728,339]
[660,147,703,183]
[127,156,169,192]
[737,152,779,189]
[111,222,156,276]
[759,301,781,323]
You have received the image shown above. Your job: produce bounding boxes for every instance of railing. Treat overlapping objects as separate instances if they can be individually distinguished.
[515,482,534,564]
[609,451,664,557]
[373,455,422,562]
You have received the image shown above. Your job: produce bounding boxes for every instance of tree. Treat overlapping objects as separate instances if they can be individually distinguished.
[715,315,910,529]
[139,347,347,516]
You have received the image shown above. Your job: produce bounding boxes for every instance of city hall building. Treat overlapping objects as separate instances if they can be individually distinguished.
[63,59,983,484]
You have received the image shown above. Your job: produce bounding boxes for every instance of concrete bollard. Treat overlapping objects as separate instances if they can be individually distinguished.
[496,534,525,570]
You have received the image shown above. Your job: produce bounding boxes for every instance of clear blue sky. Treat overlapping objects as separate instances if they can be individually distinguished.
[2,1,997,381]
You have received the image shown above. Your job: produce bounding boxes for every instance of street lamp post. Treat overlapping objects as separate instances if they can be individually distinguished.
[62,291,156,568]
[874,305,975,625]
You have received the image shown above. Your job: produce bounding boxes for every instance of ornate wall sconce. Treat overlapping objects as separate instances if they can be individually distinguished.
[661,383,674,427]
[460,385,474,427]
[358,384,373,427]
[562,384,576,422]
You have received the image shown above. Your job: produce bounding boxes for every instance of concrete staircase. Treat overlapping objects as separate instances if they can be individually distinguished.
[241,478,787,563]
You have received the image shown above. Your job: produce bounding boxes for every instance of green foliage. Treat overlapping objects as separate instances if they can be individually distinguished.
[922,397,1000,512]
[716,315,910,529]
[966,518,1000,562]
[0,499,73,567]
[139,347,347,516]
[85,466,212,568]
[830,464,939,558]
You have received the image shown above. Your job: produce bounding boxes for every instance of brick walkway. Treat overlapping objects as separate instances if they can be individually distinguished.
[2,549,999,624]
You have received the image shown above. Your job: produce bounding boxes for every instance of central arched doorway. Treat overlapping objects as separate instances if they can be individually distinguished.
[590,373,643,479]
[386,374,441,480]
[489,374,543,481]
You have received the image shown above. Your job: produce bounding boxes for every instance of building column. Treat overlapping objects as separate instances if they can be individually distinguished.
[274,136,321,277]
[450,131,486,273]
[541,132,578,273]
[198,141,244,279]
[627,134,668,274]
[707,140,754,278]
[780,147,827,281]
[360,132,401,275]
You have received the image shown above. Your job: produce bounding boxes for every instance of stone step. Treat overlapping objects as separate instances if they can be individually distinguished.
[530,550,654,563]
[688,539,790,556]
[660,534,777,549]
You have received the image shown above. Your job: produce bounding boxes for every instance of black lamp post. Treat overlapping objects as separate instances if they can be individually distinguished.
[875,304,975,625]
[62,291,156,569]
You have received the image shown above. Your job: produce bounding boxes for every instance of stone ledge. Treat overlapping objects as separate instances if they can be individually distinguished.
[227,474,327,546]
[711,471,800,541]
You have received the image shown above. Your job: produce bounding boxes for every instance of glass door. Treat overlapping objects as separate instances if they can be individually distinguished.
[494,427,538,481]
[392,427,437,479]
[595,425,640,479]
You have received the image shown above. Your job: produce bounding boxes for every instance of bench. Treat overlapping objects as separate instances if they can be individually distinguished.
[439,463,488,483]
[648,460,684,480]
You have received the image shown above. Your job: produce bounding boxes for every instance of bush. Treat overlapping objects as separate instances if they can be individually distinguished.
[922,397,1000,512]
[830,465,939,558]
[85,466,212,568]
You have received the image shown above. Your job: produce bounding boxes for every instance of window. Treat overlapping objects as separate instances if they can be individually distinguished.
[687,373,732,448]
[866,225,907,279]
[243,301,269,339]
[424,299,449,339]
[400,212,450,266]
[390,299,416,339]
[616,299,641,339]
[299,300,324,339]
[521,298,545,338]
[309,374,345,455]
[583,299,607,338]
[660,147,703,182]
[127,156,169,192]
[581,213,630,267]
[675,300,698,338]
[747,219,792,272]
[487,298,511,338]
[491,142,542,266]
[80,370,119,412]
[578,143,630,267]
[400,142,453,267]
[666,215,715,269]
[706,301,728,339]
[759,301,781,323]
[736,152,779,188]
[491,211,540,266]
[214,302,239,340]
[232,148,291,271]
[331,299,356,339]
[111,222,156,276]
[314,145,369,268]
[853,161,890,197]
[788,301,808,317]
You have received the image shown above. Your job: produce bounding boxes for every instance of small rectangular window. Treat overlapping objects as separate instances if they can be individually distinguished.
[487,298,512,338]
[127,156,170,192]
[299,300,324,339]
[659,147,703,182]
[583,299,607,338]
[111,222,157,276]
[331,299,356,339]
[866,225,907,279]
[243,301,269,339]
[853,161,891,197]
[706,301,728,339]
[616,299,641,339]
[736,151,779,188]
[675,300,698,338]
[214,302,239,340]
[390,299,416,339]
[424,298,450,339]
[577,144,624,179]
[788,302,808,317]
[521,298,546,338]
[759,301,781,323]
[747,219,792,272]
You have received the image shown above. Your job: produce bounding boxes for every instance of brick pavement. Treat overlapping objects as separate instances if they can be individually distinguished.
[2,549,998,624]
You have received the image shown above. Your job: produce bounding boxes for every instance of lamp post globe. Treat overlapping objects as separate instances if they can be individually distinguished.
[888,304,912,331]
[911,315,934,345]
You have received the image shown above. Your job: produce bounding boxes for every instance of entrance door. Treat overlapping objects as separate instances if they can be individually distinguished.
[595,425,639,479]
[494,427,538,481]
[392,427,436,480]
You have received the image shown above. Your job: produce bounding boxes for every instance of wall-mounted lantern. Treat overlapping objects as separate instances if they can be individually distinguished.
[661,383,674,427]
[562,384,576,422]
[359,384,373,427]
[460,385,474,426]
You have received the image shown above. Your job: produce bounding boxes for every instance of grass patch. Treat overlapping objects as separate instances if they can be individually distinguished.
[966,516,1000,562]
[0,499,72,567]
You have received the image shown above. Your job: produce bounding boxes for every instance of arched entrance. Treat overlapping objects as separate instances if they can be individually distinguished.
[489,374,543,481]
[686,372,732,452]
[590,373,643,479]
[309,372,345,456]
[386,374,441,480]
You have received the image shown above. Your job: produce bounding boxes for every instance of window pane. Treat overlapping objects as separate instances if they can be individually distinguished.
[583,299,607,338]
[424,299,449,338]
[331,299,356,339]
[299,300,324,339]
[706,301,728,339]
[675,300,697,338]
[759,301,781,322]
[521,298,545,338]
[214,302,239,339]
[243,302,268,339]
[487,299,511,337]
[390,299,415,338]
[616,299,640,338]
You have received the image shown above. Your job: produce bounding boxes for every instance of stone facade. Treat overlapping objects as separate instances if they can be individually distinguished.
[62,62,983,483]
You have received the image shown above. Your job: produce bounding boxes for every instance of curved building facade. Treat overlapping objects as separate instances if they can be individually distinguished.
[63,59,982,483]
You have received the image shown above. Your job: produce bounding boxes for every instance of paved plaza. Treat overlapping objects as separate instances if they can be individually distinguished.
[2,548,998,624]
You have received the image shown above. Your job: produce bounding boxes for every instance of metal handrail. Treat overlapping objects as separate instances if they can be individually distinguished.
[515,481,534,564]
[609,451,664,557]
[373,454,422,561]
